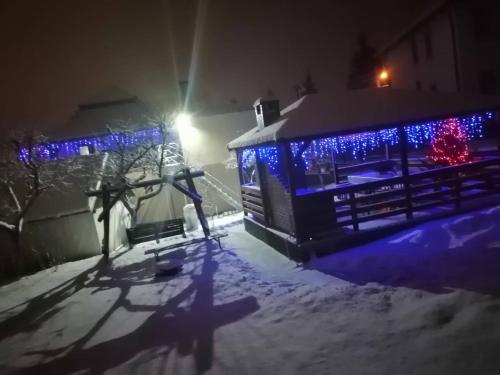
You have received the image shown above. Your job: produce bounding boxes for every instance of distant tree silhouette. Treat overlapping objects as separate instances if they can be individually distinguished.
[347,33,381,89]
[293,71,318,99]
[302,71,318,96]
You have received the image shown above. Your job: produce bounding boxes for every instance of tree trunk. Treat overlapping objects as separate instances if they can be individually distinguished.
[3,228,22,276]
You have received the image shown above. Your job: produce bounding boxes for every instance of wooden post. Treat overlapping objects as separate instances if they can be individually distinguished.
[284,142,300,240]
[254,149,271,227]
[349,191,359,231]
[493,113,500,153]
[184,168,210,238]
[331,151,339,184]
[454,169,461,208]
[398,127,413,220]
[236,151,247,217]
[385,143,392,160]
[101,183,110,262]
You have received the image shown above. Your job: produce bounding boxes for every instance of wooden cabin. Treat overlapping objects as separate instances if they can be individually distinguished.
[228,89,500,261]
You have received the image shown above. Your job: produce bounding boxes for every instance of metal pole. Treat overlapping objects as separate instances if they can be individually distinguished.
[102,183,110,262]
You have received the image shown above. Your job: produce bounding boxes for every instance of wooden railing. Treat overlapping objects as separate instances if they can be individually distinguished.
[241,185,266,223]
[294,158,500,241]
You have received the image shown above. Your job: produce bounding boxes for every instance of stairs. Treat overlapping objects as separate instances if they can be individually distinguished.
[161,143,243,211]
[199,172,243,211]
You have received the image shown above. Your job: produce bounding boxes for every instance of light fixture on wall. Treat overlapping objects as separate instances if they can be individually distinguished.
[175,113,192,129]
[377,68,391,88]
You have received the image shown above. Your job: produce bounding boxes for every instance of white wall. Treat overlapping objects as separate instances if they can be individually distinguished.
[384,9,459,93]
[173,110,255,215]
[179,110,255,167]
[136,185,185,224]
[93,199,131,252]
[24,211,101,263]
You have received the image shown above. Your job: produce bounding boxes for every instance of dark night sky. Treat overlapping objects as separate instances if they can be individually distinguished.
[0,0,435,134]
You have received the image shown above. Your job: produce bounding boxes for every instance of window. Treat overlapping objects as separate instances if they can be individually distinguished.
[425,29,433,59]
[411,36,419,64]
[256,105,261,115]
[240,149,257,185]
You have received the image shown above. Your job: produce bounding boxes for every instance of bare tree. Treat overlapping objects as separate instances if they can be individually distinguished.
[347,33,381,90]
[0,132,83,254]
[102,114,176,226]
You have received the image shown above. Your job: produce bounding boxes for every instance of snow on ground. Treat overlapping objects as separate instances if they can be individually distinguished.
[1,208,500,374]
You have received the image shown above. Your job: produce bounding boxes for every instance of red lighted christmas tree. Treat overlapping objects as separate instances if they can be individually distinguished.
[427,118,471,166]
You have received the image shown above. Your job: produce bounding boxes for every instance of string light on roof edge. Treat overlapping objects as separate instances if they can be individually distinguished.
[258,146,279,175]
[19,127,164,161]
[240,146,280,176]
[289,111,490,163]
[234,111,491,174]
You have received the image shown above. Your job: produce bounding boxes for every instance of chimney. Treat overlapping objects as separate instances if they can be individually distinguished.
[254,95,280,129]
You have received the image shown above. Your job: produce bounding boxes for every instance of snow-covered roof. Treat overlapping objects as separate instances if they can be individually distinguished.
[51,89,154,139]
[227,88,500,150]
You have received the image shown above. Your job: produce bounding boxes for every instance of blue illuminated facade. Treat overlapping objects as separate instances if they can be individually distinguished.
[240,146,281,177]
[290,111,491,164]
[20,126,164,161]
[240,111,492,177]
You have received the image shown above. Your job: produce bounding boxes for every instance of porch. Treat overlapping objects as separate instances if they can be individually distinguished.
[228,89,500,258]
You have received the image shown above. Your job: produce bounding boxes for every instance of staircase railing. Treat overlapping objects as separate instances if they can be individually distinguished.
[199,171,243,211]
[162,143,243,211]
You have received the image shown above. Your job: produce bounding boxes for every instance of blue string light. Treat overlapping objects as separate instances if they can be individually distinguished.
[240,146,280,175]
[404,112,489,148]
[258,146,279,175]
[240,148,256,168]
[19,127,164,161]
[290,111,491,163]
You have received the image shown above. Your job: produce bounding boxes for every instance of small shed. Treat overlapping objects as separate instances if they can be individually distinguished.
[228,89,500,260]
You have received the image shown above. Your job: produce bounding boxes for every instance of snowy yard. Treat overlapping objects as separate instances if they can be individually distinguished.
[1,208,500,374]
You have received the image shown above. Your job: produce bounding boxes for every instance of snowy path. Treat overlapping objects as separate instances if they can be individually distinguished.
[1,210,500,374]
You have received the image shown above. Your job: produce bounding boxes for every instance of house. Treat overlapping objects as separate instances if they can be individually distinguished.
[178,110,256,215]
[5,92,170,271]
[382,0,500,94]
[228,89,500,261]
[19,95,254,266]
[23,154,130,264]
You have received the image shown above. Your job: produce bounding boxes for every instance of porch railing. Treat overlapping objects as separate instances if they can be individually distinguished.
[294,158,500,241]
[241,185,265,223]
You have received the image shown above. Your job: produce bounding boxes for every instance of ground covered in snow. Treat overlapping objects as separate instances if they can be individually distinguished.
[1,208,500,374]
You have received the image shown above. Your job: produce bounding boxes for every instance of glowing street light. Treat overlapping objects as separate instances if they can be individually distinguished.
[175,113,192,129]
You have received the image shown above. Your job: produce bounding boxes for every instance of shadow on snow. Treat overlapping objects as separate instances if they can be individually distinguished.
[1,236,259,374]
[310,205,500,296]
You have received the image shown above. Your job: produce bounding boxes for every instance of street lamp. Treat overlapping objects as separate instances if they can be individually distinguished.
[175,113,192,129]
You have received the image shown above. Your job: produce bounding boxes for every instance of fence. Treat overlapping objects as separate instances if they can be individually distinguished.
[294,157,500,241]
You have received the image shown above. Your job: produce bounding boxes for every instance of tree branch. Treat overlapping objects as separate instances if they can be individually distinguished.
[0,220,16,232]
[7,185,21,213]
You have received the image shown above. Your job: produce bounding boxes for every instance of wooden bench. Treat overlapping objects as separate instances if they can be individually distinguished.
[126,219,186,249]
[145,232,228,261]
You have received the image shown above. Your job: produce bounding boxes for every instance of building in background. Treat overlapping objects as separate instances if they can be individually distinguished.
[3,90,167,270]
[136,109,255,227]
[172,110,255,216]
[382,0,500,94]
